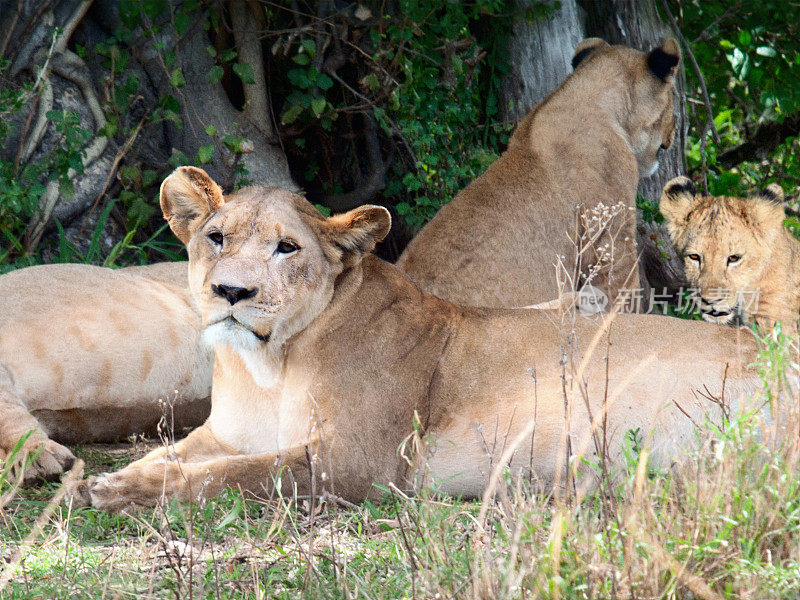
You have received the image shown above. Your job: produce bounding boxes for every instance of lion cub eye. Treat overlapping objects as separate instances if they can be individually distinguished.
[727,254,741,265]
[687,253,701,263]
[276,240,299,254]
[207,231,224,246]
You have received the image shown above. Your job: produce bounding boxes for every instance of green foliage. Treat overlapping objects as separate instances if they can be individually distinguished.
[0,60,91,263]
[382,1,511,228]
[273,0,514,229]
[672,1,800,194]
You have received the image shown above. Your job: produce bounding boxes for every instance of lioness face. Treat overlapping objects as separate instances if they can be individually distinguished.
[189,188,339,351]
[159,167,391,364]
[660,177,785,324]
[572,38,681,178]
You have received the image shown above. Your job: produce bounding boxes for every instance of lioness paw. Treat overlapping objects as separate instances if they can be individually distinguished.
[22,440,76,485]
[72,469,165,512]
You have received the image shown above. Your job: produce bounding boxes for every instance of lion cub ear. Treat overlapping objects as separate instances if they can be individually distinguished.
[160,167,225,244]
[647,38,681,82]
[751,183,786,229]
[757,183,785,205]
[324,205,392,260]
[660,176,697,234]
[571,38,609,69]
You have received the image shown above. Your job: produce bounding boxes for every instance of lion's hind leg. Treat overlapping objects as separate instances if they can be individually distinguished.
[0,365,76,483]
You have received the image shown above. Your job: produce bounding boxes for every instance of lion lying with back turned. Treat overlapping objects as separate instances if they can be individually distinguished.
[660,176,800,336]
[0,261,211,481]
[71,167,761,511]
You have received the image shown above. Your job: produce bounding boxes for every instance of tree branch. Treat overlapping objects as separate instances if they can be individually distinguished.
[717,113,800,169]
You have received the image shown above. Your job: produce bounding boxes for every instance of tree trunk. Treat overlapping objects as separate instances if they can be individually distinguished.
[0,0,298,258]
[500,0,585,123]
[581,0,687,294]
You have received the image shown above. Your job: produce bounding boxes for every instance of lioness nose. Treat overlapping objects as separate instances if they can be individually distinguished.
[212,283,257,305]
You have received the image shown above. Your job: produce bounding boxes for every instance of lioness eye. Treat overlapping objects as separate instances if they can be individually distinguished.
[687,253,701,262]
[276,240,299,254]
[208,231,224,246]
[728,254,741,265]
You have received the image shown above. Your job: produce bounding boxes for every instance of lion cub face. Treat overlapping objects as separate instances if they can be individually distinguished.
[159,167,390,378]
[660,176,785,324]
[571,38,681,177]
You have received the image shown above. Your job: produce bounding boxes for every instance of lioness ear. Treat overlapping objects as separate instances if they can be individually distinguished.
[647,38,681,82]
[324,205,392,259]
[571,38,609,69]
[660,176,697,234]
[160,167,225,245]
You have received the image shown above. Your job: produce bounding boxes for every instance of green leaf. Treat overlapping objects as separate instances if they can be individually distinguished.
[208,65,224,83]
[311,97,326,116]
[287,69,311,89]
[317,73,333,90]
[206,44,217,58]
[58,178,75,200]
[170,68,186,87]
[174,12,190,36]
[197,144,214,164]
[222,134,245,152]
[282,104,303,124]
[205,124,217,137]
[233,62,255,84]
[738,30,752,47]
[293,53,310,65]
[46,109,64,124]
[164,50,177,69]
[365,72,380,90]
[301,39,316,57]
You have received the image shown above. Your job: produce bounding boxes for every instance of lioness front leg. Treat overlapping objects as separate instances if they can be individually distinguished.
[124,424,233,469]
[0,369,75,483]
[74,444,312,512]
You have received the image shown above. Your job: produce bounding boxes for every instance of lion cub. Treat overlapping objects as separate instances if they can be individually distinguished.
[397,38,681,308]
[70,167,760,512]
[660,176,800,336]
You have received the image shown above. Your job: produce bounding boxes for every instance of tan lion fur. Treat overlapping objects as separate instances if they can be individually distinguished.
[397,38,681,308]
[70,168,762,512]
[660,176,800,336]
[0,261,211,481]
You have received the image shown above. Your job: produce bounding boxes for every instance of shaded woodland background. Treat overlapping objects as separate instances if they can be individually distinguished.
[1,0,798,294]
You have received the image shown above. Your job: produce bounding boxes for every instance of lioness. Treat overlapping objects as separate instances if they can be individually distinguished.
[660,176,800,336]
[71,167,760,512]
[396,38,681,308]
[0,261,211,481]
